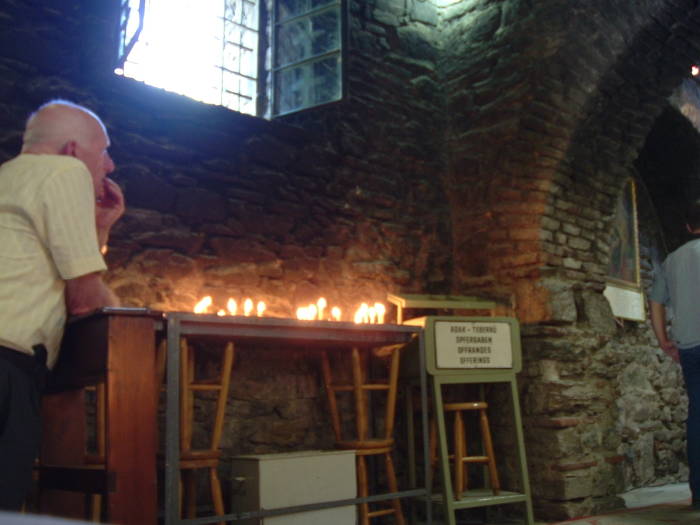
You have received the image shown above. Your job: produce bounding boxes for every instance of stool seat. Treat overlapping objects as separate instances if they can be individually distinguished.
[336,439,394,450]
[444,401,487,411]
[157,453,222,470]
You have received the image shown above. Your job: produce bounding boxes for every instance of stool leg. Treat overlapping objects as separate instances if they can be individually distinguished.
[180,339,194,454]
[321,351,342,442]
[357,455,370,525]
[384,452,405,525]
[479,408,500,495]
[428,418,437,470]
[209,467,225,525]
[183,470,197,518]
[453,410,465,500]
[352,348,369,442]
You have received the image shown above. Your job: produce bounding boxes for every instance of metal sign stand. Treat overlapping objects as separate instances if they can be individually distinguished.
[390,294,534,525]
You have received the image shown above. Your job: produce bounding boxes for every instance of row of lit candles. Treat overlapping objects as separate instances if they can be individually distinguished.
[193,296,386,324]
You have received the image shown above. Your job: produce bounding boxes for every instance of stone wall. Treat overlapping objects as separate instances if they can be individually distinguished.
[3,0,700,520]
[0,1,452,318]
[0,0,452,515]
[433,0,700,517]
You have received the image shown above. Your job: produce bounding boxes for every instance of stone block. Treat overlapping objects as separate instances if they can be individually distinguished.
[409,0,438,26]
[631,433,656,485]
[580,289,617,335]
[541,469,594,500]
[569,237,592,250]
[134,249,198,280]
[124,169,177,212]
[544,278,577,322]
[244,135,297,169]
[562,257,582,269]
[541,216,561,230]
[176,187,228,223]
[373,8,400,26]
[210,237,278,264]
[133,229,205,255]
[202,262,261,287]
[396,25,438,60]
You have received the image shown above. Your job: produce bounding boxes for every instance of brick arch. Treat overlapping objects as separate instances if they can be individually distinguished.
[502,4,700,520]
[446,0,700,322]
[551,1,700,292]
[440,5,700,517]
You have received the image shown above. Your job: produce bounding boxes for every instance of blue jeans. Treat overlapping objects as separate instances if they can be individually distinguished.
[680,346,700,500]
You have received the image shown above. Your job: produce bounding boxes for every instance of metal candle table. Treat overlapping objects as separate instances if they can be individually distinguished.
[162,312,432,525]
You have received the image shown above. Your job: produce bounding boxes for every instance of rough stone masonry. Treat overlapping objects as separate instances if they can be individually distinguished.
[2,0,700,519]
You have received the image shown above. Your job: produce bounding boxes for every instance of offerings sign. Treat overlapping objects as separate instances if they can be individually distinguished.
[434,320,513,369]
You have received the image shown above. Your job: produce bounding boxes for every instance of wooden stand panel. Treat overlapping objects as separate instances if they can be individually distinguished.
[40,310,160,525]
[105,315,158,523]
[40,389,87,519]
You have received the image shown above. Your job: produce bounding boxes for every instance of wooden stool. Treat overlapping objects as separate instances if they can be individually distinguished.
[321,345,405,525]
[430,401,500,500]
[87,338,234,522]
[158,338,235,521]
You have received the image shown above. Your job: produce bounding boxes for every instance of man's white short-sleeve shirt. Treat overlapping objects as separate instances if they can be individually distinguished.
[0,154,107,367]
[650,238,700,349]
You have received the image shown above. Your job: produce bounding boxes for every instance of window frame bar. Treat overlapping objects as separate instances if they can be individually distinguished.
[116,0,146,69]
[270,0,345,117]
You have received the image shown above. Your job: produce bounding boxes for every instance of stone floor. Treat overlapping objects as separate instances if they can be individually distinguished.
[620,482,691,509]
[3,482,695,524]
[545,482,696,525]
[435,483,695,525]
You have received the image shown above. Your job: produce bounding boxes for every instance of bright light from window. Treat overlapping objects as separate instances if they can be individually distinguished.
[692,65,700,77]
[117,0,259,115]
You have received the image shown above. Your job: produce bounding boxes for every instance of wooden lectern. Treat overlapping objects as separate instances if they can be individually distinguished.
[39,308,162,524]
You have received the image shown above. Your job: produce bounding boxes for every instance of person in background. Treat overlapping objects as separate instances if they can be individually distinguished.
[0,100,123,510]
[650,198,700,510]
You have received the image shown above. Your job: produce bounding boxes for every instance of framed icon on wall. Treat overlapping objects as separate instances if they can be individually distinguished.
[604,178,645,321]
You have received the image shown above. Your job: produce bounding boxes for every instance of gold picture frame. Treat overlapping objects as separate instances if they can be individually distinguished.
[604,178,645,321]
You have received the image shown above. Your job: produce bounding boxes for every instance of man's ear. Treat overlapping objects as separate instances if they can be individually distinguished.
[60,140,78,157]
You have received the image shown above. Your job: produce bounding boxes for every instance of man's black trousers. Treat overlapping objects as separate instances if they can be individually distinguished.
[0,346,47,511]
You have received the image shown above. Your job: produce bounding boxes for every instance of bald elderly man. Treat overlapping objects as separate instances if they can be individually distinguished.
[0,100,122,510]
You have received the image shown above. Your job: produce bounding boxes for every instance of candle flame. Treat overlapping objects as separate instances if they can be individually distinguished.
[352,302,386,324]
[243,298,253,316]
[227,298,237,316]
[317,297,327,320]
[193,295,386,324]
[375,303,386,324]
[354,303,368,324]
[194,295,213,314]
[371,306,379,324]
